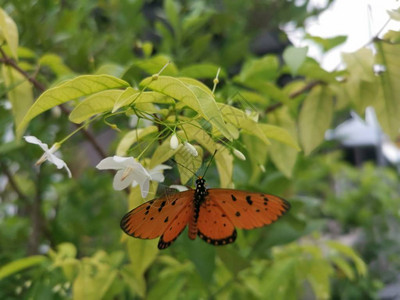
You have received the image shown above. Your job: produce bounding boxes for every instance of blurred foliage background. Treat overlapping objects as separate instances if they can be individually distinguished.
[1,0,400,299]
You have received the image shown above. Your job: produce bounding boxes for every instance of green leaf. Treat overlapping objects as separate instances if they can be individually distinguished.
[238,54,279,82]
[299,86,333,155]
[326,241,367,276]
[127,238,159,278]
[179,64,226,79]
[306,259,333,300]
[283,46,308,76]
[164,0,180,35]
[147,275,186,300]
[297,58,337,82]
[217,103,270,145]
[141,76,233,139]
[342,48,375,82]
[374,40,400,139]
[69,89,124,123]
[181,122,233,187]
[150,134,184,168]
[121,265,146,298]
[2,66,34,132]
[135,55,178,76]
[39,53,73,77]
[0,8,18,60]
[186,240,216,284]
[217,247,250,274]
[259,124,300,151]
[175,145,203,184]
[16,74,129,137]
[331,256,355,280]
[266,108,299,177]
[116,126,159,156]
[305,34,347,52]
[0,255,46,280]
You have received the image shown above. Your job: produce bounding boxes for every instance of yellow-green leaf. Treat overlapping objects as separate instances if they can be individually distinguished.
[116,126,158,156]
[0,8,18,60]
[39,53,73,77]
[175,145,203,184]
[260,124,300,151]
[299,86,333,155]
[0,255,46,280]
[69,89,124,123]
[17,74,129,136]
[374,40,400,139]
[179,64,226,79]
[141,76,233,139]
[218,103,270,145]
[283,46,308,76]
[2,66,34,132]
[342,48,375,82]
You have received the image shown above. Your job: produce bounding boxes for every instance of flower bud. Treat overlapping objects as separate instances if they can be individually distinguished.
[233,149,246,161]
[170,134,179,150]
[184,142,198,157]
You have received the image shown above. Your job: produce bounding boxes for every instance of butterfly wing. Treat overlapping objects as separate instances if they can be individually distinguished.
[120,190,195,240]
[158,200,193,249]
[196,199,237,245]
[207,189,290,230]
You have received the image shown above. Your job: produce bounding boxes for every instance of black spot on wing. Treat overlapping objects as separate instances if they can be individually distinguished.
[246,195,253,205]
[231,195,237,201]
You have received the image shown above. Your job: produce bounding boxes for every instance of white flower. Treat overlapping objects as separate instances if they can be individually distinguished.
[169,185,189,192]
[170,134,179,150]
[184,142,198,157]
[24,136,72,178]
[233,149,246,161]
[96,156,171,198]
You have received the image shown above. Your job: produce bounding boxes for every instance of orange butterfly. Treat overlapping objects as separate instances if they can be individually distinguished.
[121,177,290,249]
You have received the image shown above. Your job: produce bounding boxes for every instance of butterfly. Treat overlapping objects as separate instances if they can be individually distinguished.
[120,176,291,249]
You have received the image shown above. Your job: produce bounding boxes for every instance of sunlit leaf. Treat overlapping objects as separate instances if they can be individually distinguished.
[116,126,158,156]
[342,48,374,82]
[374,40,400,139]
[179,64,226,79]
[2,66,34,132]
[326,241,367,276]
[0,8,18,60]
[39,53,73,77]
[69,89,124,123]
[17,74,129,137]
[299,85,333,155]
[283,46,308,76]
[0,255,46,280]
[305,34,347,52]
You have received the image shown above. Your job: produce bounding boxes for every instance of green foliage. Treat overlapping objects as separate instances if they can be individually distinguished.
[1,1,400,299]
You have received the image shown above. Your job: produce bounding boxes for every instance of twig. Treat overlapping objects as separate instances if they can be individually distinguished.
[0,161,29,202]
[265,80,322,114]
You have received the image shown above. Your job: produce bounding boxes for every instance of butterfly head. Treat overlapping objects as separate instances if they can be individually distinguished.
[196,176,206,186]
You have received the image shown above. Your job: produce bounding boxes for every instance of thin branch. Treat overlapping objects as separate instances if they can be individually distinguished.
[0,47,107,159]
[265,80,322,114]
[0,161,29,202]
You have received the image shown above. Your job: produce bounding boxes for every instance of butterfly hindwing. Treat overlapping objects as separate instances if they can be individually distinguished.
[120,190,194,239]
[207,189,290,230]
[158,200,193,249]
[197,199,237,246]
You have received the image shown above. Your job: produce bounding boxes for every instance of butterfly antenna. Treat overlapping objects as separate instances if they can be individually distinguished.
[202,150,217,177]
[170,158,198,177]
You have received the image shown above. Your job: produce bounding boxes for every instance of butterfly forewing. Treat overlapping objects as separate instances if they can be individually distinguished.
[207,189,290,230]
[120,190,194,239]
[197,199,237,245]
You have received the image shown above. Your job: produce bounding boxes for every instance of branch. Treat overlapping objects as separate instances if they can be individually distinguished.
[0,161,29,202]
[265,80,322,114]
[0,47,107,159]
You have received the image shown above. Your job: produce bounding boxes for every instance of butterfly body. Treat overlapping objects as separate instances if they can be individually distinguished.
[121,177,290,249]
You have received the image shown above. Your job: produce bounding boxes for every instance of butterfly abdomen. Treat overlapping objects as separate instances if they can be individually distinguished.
[188,177,207,240]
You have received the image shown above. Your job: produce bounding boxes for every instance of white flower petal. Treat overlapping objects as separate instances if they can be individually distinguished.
[150,172,164,183]
[170,134,179,150]
[96,157,125,170]
[169,184,189,192]
[151,164,172,172]
[184,142,198,157]
[24,136,49,151]
[113,170,135,190]
[135,176,150,198]
[233,149,246,161]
